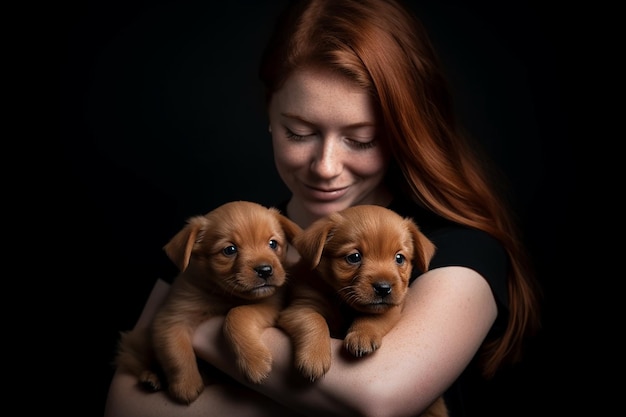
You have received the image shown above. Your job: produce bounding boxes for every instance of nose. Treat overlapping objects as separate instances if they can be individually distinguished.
[255,264,273,279]
[310,138,342,179]
[373,282,392,297]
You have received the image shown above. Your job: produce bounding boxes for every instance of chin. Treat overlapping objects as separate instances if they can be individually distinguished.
[306,200,352,219]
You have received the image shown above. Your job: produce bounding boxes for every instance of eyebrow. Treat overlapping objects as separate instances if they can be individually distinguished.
[280,112,375,129]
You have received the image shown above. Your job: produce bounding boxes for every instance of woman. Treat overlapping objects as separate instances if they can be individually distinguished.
[104,0,541,416]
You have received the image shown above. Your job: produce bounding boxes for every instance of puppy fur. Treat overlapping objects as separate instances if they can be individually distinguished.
[278,204,448,417]
[114,200,302,404]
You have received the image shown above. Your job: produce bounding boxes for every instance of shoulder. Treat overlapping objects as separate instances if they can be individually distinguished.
[428,227,507,277]
[388,197,509,309]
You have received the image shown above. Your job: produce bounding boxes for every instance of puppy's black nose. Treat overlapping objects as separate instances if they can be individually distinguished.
[373,282,392,297]
[255,264,273,279]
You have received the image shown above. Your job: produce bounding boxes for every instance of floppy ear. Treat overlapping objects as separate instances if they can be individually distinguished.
[293,216,336,270]
[406,218,436,274]
[163,215,210,271]
[270,207,303,245]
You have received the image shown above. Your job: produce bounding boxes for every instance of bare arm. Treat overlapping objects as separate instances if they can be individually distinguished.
[104,372,304,417]
[103,279,304,417]
[193,266,498,417]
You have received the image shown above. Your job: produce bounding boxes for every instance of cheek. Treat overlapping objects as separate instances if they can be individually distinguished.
[349,149,389,178]
[272,138,309,171]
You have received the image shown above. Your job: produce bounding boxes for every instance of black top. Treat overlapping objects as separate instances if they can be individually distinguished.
[385,196,509,310]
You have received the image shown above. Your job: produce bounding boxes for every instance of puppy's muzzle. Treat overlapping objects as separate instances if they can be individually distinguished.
[254,264,273,279]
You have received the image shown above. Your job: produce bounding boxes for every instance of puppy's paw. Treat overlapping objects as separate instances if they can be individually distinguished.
[138,370,162,392]
[168,372,205,404]
[238,347,273,384]
[296,347,331,381]
[344,331,382,357]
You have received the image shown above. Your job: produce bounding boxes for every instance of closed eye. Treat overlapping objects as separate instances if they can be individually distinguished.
[347,138,377,150]
[285,128,311,142]
[285,128,376,150]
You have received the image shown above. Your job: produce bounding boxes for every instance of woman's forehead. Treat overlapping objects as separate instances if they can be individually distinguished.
[270,68,376,127]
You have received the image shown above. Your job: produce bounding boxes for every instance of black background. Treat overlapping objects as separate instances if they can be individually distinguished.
[57,1,592,415]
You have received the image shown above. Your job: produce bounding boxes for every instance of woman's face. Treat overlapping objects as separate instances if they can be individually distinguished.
[269,67,391,227]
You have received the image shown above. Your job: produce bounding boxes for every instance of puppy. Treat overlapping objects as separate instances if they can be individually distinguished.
[114,200,302,404]
[278,204,448,417]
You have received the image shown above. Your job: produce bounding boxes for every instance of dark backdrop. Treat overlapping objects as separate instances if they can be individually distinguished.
[58,1,586,415]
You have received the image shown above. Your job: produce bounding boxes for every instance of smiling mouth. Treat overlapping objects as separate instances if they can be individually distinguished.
[307,185,347,192]
[304,185,349,200]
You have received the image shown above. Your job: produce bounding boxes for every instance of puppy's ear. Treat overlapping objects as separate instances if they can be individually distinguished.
[163,216,209,271]
[406,218,436,274]
[270,207,303,245]
[293,217,335,269]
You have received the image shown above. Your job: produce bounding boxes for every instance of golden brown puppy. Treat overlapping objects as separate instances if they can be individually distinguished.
[278,204,448,417]
[114,200,302,404]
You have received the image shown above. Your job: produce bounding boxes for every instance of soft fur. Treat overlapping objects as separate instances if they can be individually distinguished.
[114,200,302,404]
[278,204,448,417]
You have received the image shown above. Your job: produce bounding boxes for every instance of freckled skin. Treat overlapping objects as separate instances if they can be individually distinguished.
[268,67,392,228]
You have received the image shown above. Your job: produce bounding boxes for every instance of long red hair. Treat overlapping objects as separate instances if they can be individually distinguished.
[259,0,541,378]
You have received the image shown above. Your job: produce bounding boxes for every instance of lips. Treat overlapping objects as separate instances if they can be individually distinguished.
[304,184,349,201]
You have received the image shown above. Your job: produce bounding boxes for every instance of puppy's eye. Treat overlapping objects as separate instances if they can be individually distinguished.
[269,239,278,250]
[223,245,238,256]
[395,253,406,265]
[345,252,361,265]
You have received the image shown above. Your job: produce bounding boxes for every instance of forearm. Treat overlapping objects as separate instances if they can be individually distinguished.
[104,369,302,417]
[194,318,361,416]
[193,267,497,417]
[253,327,370,416]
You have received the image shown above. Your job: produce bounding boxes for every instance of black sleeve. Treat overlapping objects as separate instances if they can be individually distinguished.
[389,197,509,310]
[423,226,509,309]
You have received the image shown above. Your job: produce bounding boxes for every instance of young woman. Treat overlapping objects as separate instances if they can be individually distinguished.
[104,1,541,416]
